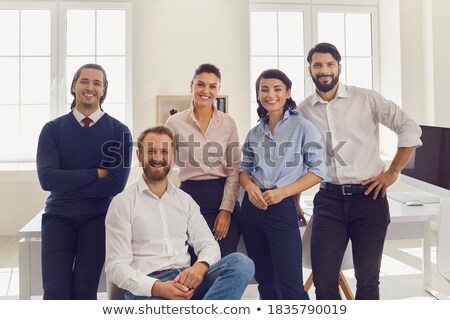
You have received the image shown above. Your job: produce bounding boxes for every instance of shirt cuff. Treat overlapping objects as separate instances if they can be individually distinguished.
[136,275,157,297]
[197,251,220,268]
[397,133,423,148]
[219,199,235,213]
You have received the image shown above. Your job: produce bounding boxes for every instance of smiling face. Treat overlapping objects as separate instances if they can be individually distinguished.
[71,68,105,113]
[137,132,173,183]
[309,52,341,93]
[190,72,220,109]
[257,78,291,117]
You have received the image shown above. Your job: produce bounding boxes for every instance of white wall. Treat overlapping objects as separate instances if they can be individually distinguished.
[429,0,450,127]
[132,0,251,142]
[1,0,449,235]
[398,0,450,127]
[0,0,250,235]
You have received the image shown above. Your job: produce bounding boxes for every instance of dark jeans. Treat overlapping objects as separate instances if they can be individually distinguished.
[311,188,390,300]
[41,213,106,300]
[180,178,241,259]
[240,192,309,300]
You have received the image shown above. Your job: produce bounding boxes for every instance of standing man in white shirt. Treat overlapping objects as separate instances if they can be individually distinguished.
[298,42,422,300]
[105,125,254,300]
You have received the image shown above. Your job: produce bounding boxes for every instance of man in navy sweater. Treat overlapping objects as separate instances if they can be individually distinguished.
[36,63,132,299]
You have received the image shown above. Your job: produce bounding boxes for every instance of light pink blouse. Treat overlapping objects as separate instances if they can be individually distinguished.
[166,105,241,213]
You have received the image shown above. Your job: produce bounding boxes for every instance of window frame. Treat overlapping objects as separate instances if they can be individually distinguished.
[310,4,379,95]
[0,1,132,165]
[58,2,133,126]
[249,1,390,155]
[249,3,312,126]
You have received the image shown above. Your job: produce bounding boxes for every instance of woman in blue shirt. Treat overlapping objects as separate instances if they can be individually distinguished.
[239,69,326,299]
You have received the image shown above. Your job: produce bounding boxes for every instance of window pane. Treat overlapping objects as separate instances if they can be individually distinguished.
[21,10,51,56]
[317,12,345,55]
[279,57,304,103]
[21,57,51,104]
[346,13,372,56]
[278,11,304,56]
[20,105,50,157]
[251,12,277,56]
[345,58,372,89]
[0,10,19,56]
[103,103,125,124]
[97,10,125,55]
[97,57,126,103]
[0,106,20,158]
[66,56,96,103]
[0,58,19,104]
[251,56,278,96]
[67,10,95,55]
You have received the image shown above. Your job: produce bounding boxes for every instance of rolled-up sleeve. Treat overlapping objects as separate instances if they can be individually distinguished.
[369,91,422,148]
[302,121,327,180]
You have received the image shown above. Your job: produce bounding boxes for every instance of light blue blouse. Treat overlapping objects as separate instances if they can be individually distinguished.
[240,109,327,189]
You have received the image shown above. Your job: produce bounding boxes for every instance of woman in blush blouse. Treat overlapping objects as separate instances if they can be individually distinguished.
[166,63,241,259]
[239,69,326,300]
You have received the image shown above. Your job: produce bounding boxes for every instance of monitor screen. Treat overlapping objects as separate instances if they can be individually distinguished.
[401,125,450,196]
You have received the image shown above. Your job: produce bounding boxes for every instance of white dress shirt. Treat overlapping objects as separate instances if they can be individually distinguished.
[72,108,104,127]
[105,176,220,297]
[298,83,422,184]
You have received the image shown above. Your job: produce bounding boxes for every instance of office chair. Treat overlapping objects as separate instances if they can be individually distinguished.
[302,215,355,299]
[106,278,125,300]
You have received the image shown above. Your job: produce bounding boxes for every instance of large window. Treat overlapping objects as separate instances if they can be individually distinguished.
[250,2,378,127]
[0,2,131,164]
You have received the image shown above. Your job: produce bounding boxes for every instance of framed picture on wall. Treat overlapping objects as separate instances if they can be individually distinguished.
[156,95,228,124]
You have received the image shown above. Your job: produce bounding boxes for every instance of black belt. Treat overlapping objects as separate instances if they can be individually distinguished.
[320,182,369,196]
[149,269,172,276]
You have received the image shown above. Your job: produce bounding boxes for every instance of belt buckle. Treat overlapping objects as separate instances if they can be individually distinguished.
[341,184,353,196]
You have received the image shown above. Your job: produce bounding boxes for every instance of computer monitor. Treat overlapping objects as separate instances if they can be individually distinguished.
[400,125,450,198]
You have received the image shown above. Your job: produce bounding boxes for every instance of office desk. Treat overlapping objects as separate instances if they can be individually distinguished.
[300,196,439,295]
[18,210,106,300]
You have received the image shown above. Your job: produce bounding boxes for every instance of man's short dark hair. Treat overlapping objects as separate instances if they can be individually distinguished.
[307,43,342,64]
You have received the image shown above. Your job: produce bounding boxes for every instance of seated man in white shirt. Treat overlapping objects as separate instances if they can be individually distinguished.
[105,125,254,300]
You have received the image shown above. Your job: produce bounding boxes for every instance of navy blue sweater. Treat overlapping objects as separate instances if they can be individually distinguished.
[36,112,132,216]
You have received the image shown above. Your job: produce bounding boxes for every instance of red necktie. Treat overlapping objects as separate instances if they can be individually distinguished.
[82,117,93,128]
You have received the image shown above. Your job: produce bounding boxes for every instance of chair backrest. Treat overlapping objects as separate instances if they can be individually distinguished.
[302,215,354,270]
[107,278,125,300]
[437,197,450,282]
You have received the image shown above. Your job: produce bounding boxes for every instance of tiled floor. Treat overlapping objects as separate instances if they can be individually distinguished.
[1,235,449,300]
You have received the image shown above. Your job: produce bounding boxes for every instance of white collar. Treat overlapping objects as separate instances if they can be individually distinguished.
[72,108,104,126]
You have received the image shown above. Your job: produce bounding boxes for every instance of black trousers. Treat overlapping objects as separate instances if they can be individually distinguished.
[240,192,309,300]
[180,178,241,259]
[311,188,390,300]
[41,213,106,300]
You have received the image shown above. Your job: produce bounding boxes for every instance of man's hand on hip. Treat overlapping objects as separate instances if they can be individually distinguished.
[362,169,399,199]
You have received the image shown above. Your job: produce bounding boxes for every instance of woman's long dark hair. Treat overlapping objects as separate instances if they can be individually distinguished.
[255,69,296,119]
[70,63,108,110]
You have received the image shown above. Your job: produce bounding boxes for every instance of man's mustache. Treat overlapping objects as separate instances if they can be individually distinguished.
[147,160,168,167]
